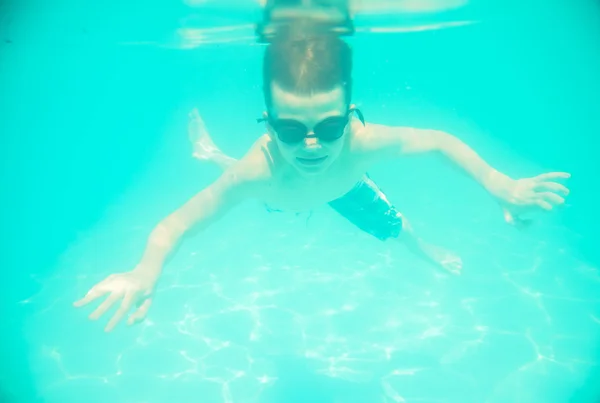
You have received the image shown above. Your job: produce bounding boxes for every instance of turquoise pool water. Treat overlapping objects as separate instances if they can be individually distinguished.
[1,1,599,402]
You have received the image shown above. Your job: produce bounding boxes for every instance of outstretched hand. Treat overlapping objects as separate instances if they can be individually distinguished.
[74,270,156,332]
[499,172,570,227]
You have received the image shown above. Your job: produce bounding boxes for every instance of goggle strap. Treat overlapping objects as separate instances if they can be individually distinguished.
[350,107,366,126]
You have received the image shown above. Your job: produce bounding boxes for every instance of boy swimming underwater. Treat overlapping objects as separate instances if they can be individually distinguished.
[75,27,570,332]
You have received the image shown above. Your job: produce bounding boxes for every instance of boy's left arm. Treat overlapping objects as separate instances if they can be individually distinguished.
[362,124,570,225]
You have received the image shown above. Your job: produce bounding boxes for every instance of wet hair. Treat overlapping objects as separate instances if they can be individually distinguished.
[262,21,353,110]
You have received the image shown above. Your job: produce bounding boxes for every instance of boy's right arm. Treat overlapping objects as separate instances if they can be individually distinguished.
[73,149,268,332]
[136,165,256,278]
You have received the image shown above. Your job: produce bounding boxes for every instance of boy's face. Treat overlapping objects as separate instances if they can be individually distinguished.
[266,82,350,176]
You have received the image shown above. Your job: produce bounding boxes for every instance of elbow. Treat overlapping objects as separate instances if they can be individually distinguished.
[427,130,458,154]
[150,220,183,249]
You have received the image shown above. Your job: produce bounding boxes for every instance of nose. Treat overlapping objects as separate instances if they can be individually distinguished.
[303,132,319,148]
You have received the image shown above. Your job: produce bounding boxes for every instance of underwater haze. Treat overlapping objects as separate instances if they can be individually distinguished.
[1,0,600,402]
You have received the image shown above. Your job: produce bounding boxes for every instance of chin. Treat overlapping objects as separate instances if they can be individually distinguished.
[293,157,333,175]
[296,166,327,176]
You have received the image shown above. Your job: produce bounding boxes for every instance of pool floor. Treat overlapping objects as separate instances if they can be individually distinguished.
[19,185,600,403]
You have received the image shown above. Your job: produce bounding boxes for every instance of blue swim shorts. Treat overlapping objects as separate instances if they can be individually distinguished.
[328,174,403,241]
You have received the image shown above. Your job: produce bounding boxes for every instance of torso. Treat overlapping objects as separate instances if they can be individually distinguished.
[253,119,372,212]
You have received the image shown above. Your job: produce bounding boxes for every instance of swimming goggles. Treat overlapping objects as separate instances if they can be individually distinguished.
[257,107,365,144]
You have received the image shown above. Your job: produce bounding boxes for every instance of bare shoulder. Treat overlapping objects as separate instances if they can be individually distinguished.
[215,135,277,194]
[349,119,429,160]
[234,135,278,179]
[347,119,394,158]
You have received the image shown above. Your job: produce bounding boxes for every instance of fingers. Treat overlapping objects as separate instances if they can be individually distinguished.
[128,298,152,326]
[105,293,135,332]
[535,199,554,211]
[73,285,108,308]
[447,265,462,276]
[535,181,570,196]
[535,172,570,181]
[539,191,565,207]
[449,267,462,276]
[89,293,121,321]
